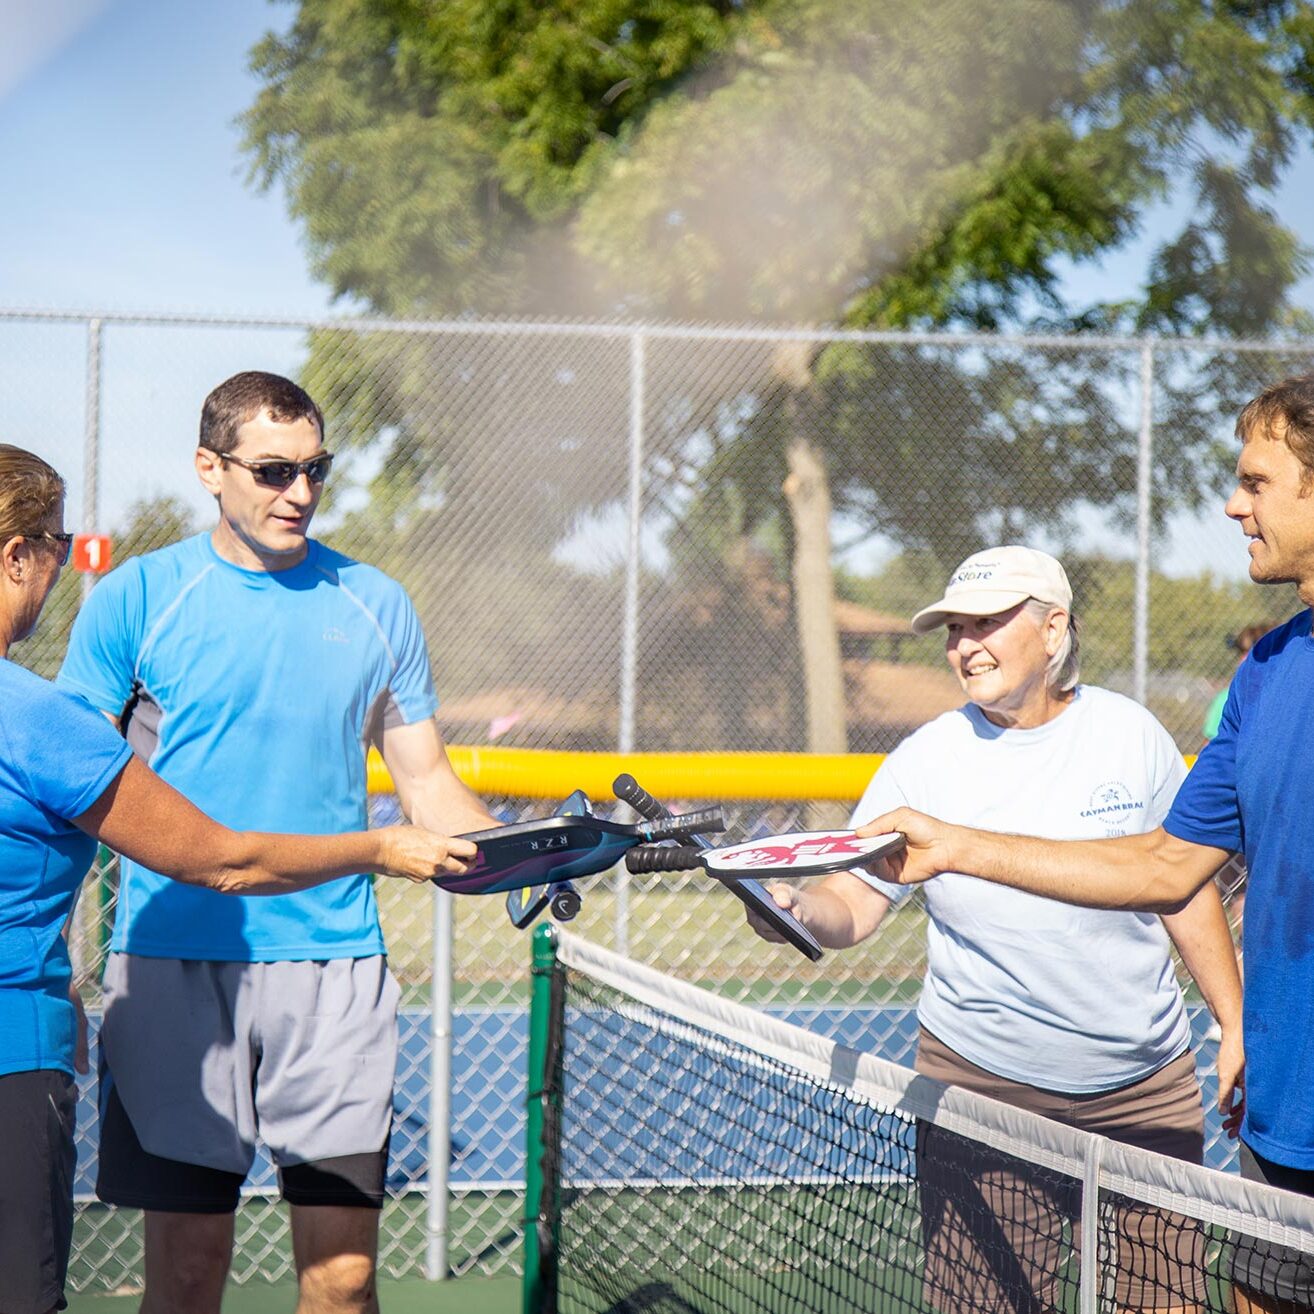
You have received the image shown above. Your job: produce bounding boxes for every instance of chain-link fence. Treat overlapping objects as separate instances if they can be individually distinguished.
[4,309,1306,1292]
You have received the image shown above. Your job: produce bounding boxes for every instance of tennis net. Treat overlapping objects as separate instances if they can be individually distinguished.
[523,927,1314,1314]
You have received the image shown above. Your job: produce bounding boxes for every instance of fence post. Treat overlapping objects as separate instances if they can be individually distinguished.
[82,318,102,604]
[615,331,646,955]
[424,887,454,1280]
[1133,339,1154,707]
[73,320,104,991]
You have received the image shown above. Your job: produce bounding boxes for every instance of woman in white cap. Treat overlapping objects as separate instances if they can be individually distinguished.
[749,544,1243,1314]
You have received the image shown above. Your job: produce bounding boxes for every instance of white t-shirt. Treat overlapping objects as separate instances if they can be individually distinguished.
[852,685,1191,1093]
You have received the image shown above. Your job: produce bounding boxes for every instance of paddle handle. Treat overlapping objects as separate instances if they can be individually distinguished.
[613,773,669,822]
[639,807,724,842]
[625,845,706,874]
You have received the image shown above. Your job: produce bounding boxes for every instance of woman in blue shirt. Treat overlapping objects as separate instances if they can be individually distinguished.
[0,444,476,1314]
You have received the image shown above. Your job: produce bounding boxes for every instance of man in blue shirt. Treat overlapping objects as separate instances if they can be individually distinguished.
[858,373,1314,1313]
[59,372,496,1314]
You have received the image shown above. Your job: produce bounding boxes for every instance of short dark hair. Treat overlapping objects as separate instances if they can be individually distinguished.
[1236,374,1314,488]
[199,372,324,455]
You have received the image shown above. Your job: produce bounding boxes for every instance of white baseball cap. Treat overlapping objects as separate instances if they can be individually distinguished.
[910,545,1073,635]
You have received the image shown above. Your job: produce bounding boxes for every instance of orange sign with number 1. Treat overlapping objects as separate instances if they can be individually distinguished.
[72,534,112,574]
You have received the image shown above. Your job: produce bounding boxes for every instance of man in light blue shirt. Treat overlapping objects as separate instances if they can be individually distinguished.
[59,372,496,1314]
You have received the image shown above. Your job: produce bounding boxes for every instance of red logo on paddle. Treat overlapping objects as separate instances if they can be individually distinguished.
[721,833,870,868]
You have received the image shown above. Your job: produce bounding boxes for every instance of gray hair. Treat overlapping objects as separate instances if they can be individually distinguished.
[1023,598,1080,694]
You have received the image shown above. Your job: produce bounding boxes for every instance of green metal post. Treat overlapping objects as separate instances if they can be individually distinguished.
[523,923,562,1314]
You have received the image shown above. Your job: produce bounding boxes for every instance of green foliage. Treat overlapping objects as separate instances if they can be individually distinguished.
[245,0,1313,332]
[244,0,741,314]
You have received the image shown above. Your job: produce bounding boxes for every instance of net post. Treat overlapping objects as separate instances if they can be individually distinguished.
[523,923,563,1314]
[1078,1133,1106,1314]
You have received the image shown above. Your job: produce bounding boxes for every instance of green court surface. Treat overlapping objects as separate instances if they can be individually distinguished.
[65,1274,519,1312]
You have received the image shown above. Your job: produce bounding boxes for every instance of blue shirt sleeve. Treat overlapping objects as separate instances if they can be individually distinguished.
[2,676,133,820]
[384,588,438,725]
[56,561,145,715]
[1164,674,1243,852]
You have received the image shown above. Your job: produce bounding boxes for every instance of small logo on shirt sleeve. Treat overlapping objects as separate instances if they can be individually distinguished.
[322,627,350,644]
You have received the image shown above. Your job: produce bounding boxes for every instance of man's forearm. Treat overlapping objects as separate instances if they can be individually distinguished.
[941,825,1229,913]
[1161,883,1243,1029]
[403,774,497,835]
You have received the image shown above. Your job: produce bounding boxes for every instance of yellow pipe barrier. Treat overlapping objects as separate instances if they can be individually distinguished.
[368,746,1202,802]
[367,747,887,801]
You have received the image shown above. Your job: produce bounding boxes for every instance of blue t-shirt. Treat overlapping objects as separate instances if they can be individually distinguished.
[57,534,438,962]
[1165,610,1314,1168]
[0,660,132,1076]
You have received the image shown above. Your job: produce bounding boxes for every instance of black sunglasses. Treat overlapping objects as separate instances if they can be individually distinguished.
[37,532,74,566]
[211,450,334,490]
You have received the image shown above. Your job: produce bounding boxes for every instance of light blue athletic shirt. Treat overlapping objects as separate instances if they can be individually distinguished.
[0,660,132,1076]
[1165,611,1314,1168]
[56,533,438,962]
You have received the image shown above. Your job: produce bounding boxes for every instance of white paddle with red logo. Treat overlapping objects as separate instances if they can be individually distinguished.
[624,829,906,878]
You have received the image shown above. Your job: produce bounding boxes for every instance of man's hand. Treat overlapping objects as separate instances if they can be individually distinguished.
[855,808,959,885]
[376,827,478,883]
[1218,1029,1246,1140]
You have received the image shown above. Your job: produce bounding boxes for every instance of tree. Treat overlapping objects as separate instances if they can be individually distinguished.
[243,0,1314,750]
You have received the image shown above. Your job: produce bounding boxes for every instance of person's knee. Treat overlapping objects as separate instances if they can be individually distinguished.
[298,1249,378,1312]
[141,1214,233,1313]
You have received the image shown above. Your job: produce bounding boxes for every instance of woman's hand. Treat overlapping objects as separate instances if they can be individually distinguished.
[745,883,812,944]
[375,826,478,883]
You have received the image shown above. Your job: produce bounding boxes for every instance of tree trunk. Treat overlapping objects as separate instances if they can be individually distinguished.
[782,429,849,827]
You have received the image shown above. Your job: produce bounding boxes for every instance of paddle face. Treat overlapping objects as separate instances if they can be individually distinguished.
[441,815,639,895]
[703,830,905,877]
[505,789,592,928]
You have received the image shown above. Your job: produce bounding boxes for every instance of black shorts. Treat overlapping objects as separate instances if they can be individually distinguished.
[96,1078,389,1213]
[0,1070,76,1314]
[1231,1140,1314,1306]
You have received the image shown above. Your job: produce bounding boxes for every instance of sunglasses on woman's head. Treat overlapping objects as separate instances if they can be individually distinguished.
[210,450,333,490]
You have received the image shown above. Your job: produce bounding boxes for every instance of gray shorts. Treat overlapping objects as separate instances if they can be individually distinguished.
[99,953,399,1174]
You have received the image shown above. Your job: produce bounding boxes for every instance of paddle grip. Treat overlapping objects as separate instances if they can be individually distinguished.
[641,807,724,842]
[625,845,706,874]
[613,773,670,822]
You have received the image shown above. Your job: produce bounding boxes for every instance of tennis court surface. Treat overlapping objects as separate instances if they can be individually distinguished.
[65,1275,518,1312]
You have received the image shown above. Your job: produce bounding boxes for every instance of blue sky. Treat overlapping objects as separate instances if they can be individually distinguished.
[1,0,334,317]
